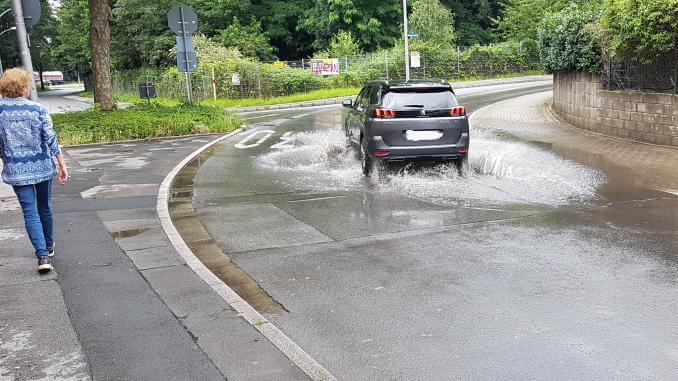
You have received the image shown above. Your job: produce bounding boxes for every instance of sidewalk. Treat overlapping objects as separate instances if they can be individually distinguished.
[1,137,306,380]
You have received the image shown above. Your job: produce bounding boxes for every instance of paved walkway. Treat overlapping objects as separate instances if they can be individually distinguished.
[37,86,91,115]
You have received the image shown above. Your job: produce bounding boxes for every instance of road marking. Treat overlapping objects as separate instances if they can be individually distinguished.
[157,130,337,381]
[653,188,678,196]
[244,113,280,120]
[234,129,275,149]
[270,132,296,149]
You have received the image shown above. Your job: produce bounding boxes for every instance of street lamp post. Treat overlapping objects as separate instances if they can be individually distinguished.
[10,0,37,100]
[402,0,410,81]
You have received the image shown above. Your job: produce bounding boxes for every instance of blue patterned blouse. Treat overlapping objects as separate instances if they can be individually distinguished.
[0,97,61,186]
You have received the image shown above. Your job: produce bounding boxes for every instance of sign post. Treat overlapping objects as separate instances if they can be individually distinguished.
[167,5,198,103]
[402,0,410,81]
[10,0,40,100]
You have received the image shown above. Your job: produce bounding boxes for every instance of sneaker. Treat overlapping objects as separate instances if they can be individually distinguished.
[37,257,54,273]
[48,246,55,258]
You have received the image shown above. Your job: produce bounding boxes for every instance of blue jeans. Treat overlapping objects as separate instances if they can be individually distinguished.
[13,179,54,258]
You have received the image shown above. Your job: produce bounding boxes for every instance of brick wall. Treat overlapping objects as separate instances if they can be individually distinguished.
[553,72,678,147]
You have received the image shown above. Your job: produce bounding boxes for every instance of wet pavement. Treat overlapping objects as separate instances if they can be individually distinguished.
[183,81,678,379]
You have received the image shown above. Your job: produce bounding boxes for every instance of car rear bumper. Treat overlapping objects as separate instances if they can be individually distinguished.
[366,133,469,161]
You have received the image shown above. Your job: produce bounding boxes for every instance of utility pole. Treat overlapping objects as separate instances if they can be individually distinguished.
[10,0,37,100]
[402,0,410,81]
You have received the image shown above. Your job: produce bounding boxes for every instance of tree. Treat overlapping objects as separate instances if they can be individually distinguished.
[251,0,315,60]
[30,0,58,90]
[496,0,598,43]
[409,0,455,47]
[316,30,363,58]
[88,0,115,110]
[299,0,402,53]
[110,0,177,69]
[218,17,276,61]
[53,0,90,86]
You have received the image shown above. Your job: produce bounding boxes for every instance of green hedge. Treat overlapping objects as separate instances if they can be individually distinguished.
[53,104,242,146]
[601,0,678,61]
[537,4,603,74]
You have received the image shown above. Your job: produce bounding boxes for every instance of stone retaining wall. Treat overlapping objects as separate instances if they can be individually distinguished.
[553,72,678,147]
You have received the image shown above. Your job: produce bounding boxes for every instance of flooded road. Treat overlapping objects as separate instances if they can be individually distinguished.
[175,81,678,380]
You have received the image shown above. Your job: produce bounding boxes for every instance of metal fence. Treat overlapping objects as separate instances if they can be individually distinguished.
[602,51,678,94]
[112,45,540,102]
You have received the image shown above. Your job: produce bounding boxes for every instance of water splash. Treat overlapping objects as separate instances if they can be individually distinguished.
[257,127,604,206]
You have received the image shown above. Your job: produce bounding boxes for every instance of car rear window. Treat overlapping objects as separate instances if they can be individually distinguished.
[381,89,459,110]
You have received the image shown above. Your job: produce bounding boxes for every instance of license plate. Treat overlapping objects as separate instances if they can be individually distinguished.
[405,130,443,141]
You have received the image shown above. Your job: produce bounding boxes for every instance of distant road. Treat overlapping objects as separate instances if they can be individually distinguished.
[38,84,91,114]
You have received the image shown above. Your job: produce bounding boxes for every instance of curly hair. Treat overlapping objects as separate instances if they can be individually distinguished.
[0,68,33,98]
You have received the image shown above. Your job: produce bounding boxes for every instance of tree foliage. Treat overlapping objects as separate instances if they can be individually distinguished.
[299,0,403,52]
[600,0,678,61]
[54,0,90,77]
[536,3,602,73]
[409,0,455,47]
[218,17,276,61]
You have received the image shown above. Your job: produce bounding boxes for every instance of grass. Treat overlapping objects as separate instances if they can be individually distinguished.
[52,104,242,146]
[201,87,361,108]
[76,87,360,109]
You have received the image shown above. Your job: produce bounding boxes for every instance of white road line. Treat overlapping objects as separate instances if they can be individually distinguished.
[244,113,281,120]
[157,129,337,381]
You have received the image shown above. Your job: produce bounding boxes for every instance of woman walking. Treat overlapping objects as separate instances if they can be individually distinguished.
[0,68,68,273]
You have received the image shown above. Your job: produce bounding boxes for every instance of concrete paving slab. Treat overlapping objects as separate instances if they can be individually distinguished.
[96,208,158,222]
[275,193,539,240]
[113,226,171,251]
[141,265,226,319]
[54,211,224,380]
[196,204,333,253]
[0,281,89,381]
[102,218,159,233]
[183,309,309,381]
[124,246,185,270]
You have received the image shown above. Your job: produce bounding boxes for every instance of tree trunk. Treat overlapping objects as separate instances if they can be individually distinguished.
[38,67,45,91]
[88,0,115,111]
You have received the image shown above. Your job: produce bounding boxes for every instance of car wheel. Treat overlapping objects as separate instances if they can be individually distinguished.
[360,138,373,176]
[455,154,468,174]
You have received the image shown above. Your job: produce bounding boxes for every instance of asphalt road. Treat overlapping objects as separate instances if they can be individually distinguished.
[185,81,678,380]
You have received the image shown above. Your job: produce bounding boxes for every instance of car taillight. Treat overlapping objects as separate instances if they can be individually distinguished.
[458,147,468,153]
[371,151,390,157]
[375,108,396,118]
[450,106,466,117]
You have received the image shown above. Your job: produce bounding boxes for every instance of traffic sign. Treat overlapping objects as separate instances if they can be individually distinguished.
[167,5,197,35]
[175,35,194,52]
[177,51,197,73]
[407,33,419,38]
[411,51,421,68]
[21,0,40,27]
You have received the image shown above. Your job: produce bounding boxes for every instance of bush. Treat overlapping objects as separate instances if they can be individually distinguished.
[601,0,678,61]
[53,104,242,146]
[537,3,603,73]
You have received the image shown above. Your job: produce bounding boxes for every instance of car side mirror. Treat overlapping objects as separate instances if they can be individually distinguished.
[342,99,353,108]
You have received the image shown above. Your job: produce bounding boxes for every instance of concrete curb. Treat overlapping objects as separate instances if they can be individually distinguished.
[62,95,133,109]
[226,75,552,113]
[156,130,337,381]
